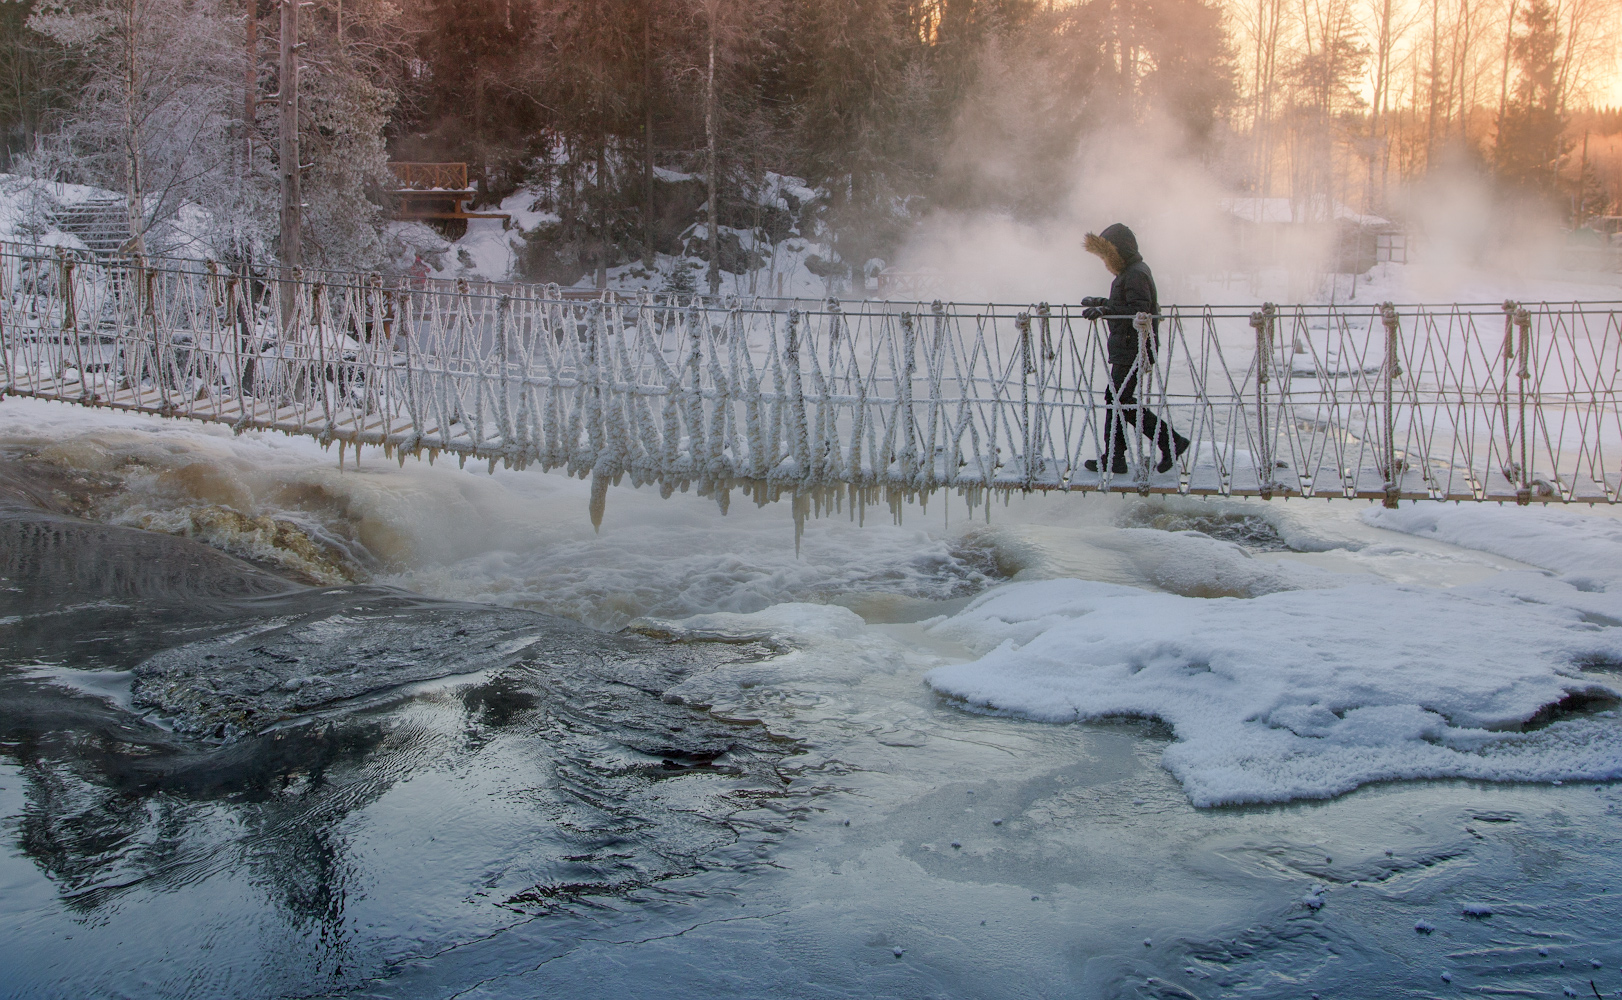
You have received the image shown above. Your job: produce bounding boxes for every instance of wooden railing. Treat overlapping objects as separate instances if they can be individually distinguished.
[385,163,508,222]
[388,162,470,191]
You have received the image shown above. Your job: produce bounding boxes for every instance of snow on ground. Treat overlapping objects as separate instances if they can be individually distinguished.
[0,175,95,247]
[498,187,561,233]
[924,501,1622,806]
[924,572,1622,806]
[1363,503,1622,584]
[387,173,840,297]
[0,174,219,258]
[1187,259,1622,309]
[449,218,519,280]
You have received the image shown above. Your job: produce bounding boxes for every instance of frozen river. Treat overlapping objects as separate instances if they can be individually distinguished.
[1,396,1619,999]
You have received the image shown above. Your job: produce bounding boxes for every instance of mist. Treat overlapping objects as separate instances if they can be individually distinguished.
[895,114,1234,304]
[895,110,1600,307]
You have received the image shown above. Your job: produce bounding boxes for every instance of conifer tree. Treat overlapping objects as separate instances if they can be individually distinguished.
[1495,0,1566,199]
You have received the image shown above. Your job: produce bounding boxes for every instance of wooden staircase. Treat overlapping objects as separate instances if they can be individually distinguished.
[48,198,132,254]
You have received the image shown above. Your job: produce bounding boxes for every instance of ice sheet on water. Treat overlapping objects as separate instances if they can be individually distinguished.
[1364,504,1622,589]
[924,576,1622,806]
[635,603,909,709]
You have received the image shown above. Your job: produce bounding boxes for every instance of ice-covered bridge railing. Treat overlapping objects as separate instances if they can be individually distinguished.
[1,241,1619,526]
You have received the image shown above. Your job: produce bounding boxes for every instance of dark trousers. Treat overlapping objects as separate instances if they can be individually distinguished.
[1103,362,1178,460]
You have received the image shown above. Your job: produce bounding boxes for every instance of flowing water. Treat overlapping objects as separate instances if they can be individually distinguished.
[1,397,1619,1000]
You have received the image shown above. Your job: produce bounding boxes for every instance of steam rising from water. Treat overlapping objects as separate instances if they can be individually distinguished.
[900,117,1231,304]
[895,84,1613,305]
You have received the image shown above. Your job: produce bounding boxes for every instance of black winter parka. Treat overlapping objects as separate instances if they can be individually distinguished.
[1092,223,1160,368]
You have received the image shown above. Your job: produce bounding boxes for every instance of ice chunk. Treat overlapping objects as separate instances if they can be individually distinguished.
[925,579,1622,805]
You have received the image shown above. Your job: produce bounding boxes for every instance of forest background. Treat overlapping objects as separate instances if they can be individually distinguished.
[0,0,1619,288]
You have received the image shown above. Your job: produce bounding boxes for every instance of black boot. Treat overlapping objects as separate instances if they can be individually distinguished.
[1084,454,1130,475]
[1156,430,1191,474]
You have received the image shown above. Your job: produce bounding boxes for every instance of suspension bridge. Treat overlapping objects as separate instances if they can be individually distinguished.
[2,242,1618,529]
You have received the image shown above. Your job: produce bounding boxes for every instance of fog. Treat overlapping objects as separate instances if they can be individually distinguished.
[896,112,1235,304]
[893,99,1594,307]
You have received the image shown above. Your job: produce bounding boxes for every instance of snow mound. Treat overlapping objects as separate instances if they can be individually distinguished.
[1363,505,1622,587]
[1081,526,1353,598]
[924,578,1622,806]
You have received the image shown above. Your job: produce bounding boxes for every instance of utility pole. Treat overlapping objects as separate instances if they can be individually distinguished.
[278,0,301,326]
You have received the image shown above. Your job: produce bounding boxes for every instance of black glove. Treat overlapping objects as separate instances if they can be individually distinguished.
[1082,306,1104,321]
[1081,296,1108,308]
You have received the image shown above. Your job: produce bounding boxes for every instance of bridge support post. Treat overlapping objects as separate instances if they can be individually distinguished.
[899,311,920,493]
[0,250,11,395]
[1018,311,1033,491]
[1499,301,1518,489]
[1036,303,1051,484]
[1380,303,1402,508]
[1514,307,1532,505]
[1134,310,1152,494]
[57,249,85,394]
[1250,303,1276,499]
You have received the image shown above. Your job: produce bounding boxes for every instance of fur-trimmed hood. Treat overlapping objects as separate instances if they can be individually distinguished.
[1084,223,1143,275]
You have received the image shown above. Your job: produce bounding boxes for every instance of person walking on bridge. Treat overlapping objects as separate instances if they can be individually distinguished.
[1080,223,1190,475]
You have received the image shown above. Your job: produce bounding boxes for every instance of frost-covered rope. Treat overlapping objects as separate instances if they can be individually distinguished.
[1,241,1619,524]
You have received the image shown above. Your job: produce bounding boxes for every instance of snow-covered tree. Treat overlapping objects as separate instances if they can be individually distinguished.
[17,0,406,269]
[25,0,240,255]
[289,0,403,270]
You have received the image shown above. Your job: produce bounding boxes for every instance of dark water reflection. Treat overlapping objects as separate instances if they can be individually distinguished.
[1,496,805,997]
